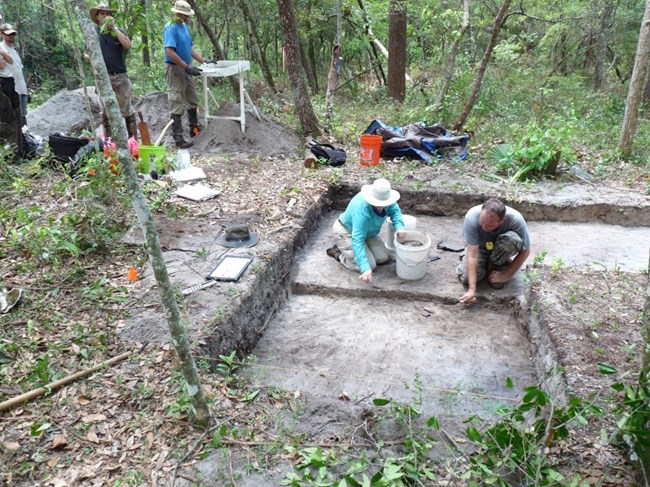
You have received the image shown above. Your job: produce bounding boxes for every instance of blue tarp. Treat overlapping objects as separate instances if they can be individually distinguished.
[364,120,470,163]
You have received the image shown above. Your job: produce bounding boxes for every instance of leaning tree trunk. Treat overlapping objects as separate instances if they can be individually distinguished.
[276,0,321,136]
[356,0,387,85]
[186,0,239,99]
[618,0,650,157]
[434,0,470,117]
[326,44,341,120]
[453,0,511,132]
[239,0,276,91]
[325,0,344,120]
[387,0,407,102]
[71,0,210,429]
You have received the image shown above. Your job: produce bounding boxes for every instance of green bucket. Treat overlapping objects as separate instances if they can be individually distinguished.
[138,145,167,173]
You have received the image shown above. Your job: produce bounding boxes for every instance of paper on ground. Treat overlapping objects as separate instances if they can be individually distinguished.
[175,184,220,201]
[169,166,206,183]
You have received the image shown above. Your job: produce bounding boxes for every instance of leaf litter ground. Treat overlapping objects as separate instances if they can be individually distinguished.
[1,99,649,485]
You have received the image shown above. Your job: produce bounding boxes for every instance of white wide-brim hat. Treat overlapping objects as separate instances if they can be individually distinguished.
[360,178,400,207]
[171,0,195,16]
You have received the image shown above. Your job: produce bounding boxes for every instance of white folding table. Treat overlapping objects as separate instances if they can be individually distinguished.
[200,60,260,133]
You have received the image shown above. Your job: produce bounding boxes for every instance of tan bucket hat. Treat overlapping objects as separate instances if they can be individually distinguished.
[90,4,114,24]
[171,0,195,16]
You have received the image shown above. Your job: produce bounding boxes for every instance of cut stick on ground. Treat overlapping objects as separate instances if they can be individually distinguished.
[0,343,147,413]
[304,148,318,169]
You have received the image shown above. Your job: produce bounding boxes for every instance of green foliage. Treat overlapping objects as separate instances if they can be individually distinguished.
[463,384,602,486]
[601,364,650,465]
[486,122,575,182]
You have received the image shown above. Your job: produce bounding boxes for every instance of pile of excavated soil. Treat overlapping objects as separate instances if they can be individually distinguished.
[27,88,301,158]
[134,91,301,157]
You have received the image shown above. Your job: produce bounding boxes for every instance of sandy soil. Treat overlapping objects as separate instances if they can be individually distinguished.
[0,88,648,485]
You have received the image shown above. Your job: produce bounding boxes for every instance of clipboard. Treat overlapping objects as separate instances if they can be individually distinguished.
[208,255,253,281]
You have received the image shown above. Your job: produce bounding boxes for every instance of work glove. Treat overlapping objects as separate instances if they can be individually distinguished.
[184,65,202,76]
[203,59,217,65]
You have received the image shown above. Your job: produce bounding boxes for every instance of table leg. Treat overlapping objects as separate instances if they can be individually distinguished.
[239,71,246,133]
[203,75,208,127]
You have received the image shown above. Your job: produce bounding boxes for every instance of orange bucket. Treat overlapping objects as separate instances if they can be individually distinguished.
[359,134,382,166]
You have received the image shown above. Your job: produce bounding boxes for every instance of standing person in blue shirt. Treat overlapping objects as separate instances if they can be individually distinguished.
[163,0,213,149]
[458,198,531,304]
[327,179,406,284]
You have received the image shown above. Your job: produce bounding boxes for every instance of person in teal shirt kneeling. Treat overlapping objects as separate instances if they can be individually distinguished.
[327,178,405,284]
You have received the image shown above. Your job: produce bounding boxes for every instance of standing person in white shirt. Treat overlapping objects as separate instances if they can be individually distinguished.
[0,23,28,127]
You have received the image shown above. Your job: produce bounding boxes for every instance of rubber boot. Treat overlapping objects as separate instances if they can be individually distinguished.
[125,114,138,140]
[102,114,111,139]
[171,114,192,149]
[187,107,201,138]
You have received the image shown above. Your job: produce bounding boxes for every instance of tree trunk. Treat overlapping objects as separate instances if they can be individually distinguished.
[276,0,321,136]
[387,0,407,102]
[356,0,387,85]
[300,38,318,94]
[336,0,343,46]
[618,0,650,157]
[140,0,150,66]
[593,1,615,90]
[43,0,58,48]
[239,0,276,91]
[326,44,341,120]
[186,0,240,99]
[453,0,512,132]
[434,0,470,117]
[71,0,210,429]
[644,62,650,104]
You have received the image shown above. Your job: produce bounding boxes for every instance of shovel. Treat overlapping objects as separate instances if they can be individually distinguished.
[137,110,152,145]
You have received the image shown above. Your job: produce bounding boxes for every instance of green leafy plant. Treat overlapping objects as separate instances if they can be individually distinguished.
[463,384,601,486]
[486,122,575,182]
[599,363,650,467]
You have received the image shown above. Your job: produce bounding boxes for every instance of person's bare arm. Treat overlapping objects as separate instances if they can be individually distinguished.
[191,48,205,64]
[110,24,131,50]
[165,47,189,68]
[460,244,479,304]
[0,48,13,65]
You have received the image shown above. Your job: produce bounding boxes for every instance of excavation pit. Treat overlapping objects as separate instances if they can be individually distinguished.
[119,183,650,485]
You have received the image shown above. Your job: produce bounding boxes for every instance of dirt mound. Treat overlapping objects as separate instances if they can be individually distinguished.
[134,91,301,157]
[27,87,101,137]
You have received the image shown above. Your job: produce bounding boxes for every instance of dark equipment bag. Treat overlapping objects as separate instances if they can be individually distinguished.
[308,141,347,166]
[48,133,89,163]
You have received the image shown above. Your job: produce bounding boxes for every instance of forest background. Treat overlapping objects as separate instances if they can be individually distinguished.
[1,0,650,485]
[3,0,650,170]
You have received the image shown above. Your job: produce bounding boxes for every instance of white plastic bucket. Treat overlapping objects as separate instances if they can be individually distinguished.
[386,215,417,251]
[394,230,431,280]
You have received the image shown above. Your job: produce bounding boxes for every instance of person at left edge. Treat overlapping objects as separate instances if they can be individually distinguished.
[0,23,27,127]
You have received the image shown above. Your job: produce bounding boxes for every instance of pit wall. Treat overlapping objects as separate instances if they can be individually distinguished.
[201,182,648,377]
[332,184,650,226]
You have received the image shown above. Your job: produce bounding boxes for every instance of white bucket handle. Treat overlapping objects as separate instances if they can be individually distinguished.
[396,253,428,267]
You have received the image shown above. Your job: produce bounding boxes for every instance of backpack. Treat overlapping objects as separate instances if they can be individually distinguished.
[308,141,346,167]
